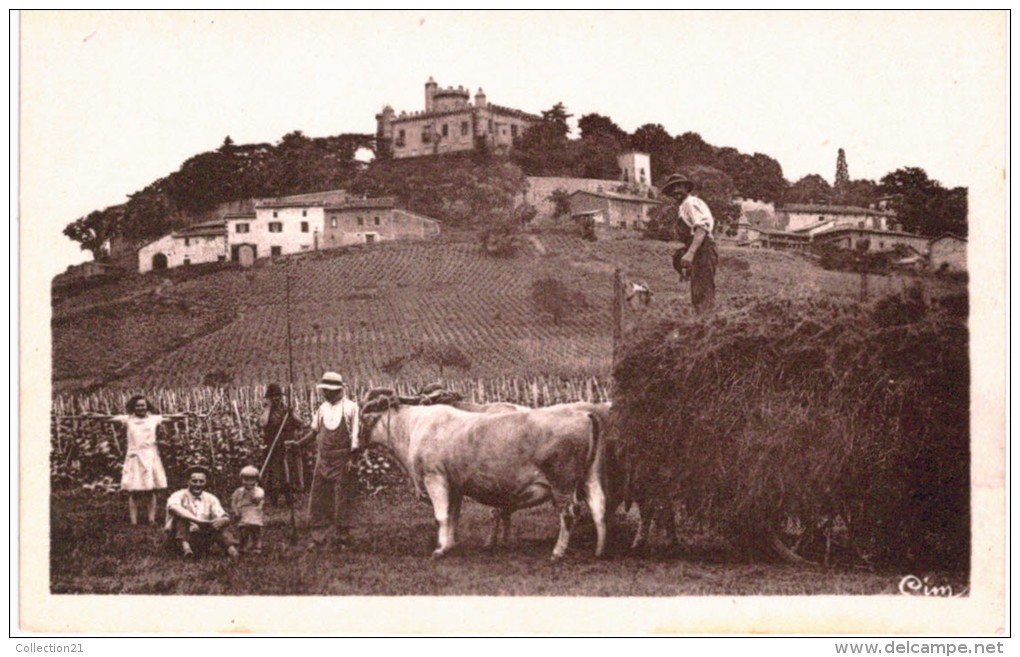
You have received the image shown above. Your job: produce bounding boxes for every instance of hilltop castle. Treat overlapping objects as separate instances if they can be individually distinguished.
[376,77,541,159]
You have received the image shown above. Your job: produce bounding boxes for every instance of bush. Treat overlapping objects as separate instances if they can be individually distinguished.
[613,293,969,570]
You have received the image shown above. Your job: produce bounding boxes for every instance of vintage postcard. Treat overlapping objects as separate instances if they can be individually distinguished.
[16,10,1007,636]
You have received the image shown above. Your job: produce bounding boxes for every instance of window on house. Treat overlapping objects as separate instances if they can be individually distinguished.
[330,217,338,229]
[217,255,226,262]
[488,119,493,133]
[273,211,278,218]
[301,221,309,233]
[461,121,469,136]
[422,126,432,143]
[396,129,406,147]
[183,257,190,266]
[184,237,190,247]
[639,168,646,183]
[302,209,307,217]
[374,216,380,226]
[271,246,282,257]
[511,124,518,138]
[235,223,250,233]
[818,215,825,222]
[442,123,449,137]
[269,222,283,233]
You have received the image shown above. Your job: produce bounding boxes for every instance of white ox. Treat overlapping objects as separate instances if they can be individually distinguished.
[360,391,608,559]
[482,401,681,553]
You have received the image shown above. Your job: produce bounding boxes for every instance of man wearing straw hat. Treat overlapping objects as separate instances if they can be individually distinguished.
[259,383,306,506]
[287,372,361,550]
[660,173,718,314]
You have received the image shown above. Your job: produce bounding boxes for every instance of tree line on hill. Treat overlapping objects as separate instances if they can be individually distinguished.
[63,106,967,262]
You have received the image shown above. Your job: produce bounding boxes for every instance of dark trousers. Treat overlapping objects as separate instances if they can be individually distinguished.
[690,238,718,314]
[168,516,237,555]
[308,454,359,537]
[238,524,262,551]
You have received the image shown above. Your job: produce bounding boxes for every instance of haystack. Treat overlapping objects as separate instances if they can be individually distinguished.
[613,288,969,570]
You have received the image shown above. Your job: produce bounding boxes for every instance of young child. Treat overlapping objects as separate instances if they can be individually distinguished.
[231,465,265,553]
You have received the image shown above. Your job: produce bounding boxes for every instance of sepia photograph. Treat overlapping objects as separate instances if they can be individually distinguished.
[15,10,1007,637]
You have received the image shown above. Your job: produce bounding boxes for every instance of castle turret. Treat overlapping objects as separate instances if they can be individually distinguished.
[425,76,438,113]
[474,87,487,109]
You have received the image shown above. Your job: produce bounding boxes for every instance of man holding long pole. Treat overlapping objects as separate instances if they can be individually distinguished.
[259,384,305,507]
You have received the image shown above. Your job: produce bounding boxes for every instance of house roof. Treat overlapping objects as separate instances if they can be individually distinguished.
[779,203,896,218]
[812,226,928,240]
[931,232,967,244]
[326,197,399,210]
[174,219,227,238]
[569,189,662,204]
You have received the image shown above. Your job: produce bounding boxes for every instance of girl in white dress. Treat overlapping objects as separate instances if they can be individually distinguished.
[91,396,188,525]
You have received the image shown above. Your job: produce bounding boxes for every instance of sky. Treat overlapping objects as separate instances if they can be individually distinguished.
[18,10,1007,279]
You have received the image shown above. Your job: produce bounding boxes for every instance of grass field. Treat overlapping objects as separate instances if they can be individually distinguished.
[51,231,954,391]
[50,488,930,596]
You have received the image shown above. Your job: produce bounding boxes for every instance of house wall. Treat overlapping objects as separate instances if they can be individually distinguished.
[138,233,227,273]
[226,207,323,260]
[321,208,440,247]
[930,238,967,271]
[817,231,931,254]
[785,210,891,232]
[527,177,628,220]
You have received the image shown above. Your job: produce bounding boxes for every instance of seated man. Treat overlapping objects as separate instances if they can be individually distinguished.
[165,465,239,559]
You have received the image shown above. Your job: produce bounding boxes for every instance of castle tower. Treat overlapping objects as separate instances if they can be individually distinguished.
[474,87,487,109]
[425,76,438,113]
[618,152,651,187]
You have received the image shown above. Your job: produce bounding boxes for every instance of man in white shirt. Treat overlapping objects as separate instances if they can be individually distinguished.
[287,371,362,550]
[660,173,718,314]
[165,465,239,559]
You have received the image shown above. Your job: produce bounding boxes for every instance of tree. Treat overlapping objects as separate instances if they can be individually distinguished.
[784,174,833,205]
[834,148,850,197]
[62,208,120,260]
[631,123,676,182]
[674,131,715,168]
[570,132,622,179]
[531,277,585,325]
[578,113,628,145]
[512,102,574,175]
[417,342,472,376]
[879,167,967,236]
[546,188,572,219]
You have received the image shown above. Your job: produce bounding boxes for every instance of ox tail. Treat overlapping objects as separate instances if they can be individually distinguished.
[583,412,608,504]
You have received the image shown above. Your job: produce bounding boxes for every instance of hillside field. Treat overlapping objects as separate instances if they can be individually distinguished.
[52,230,959,391]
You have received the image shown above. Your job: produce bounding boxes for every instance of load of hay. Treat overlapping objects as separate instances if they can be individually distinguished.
[613,287,969,570]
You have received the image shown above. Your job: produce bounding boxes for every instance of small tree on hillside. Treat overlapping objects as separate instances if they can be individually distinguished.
[531,277,585,325]
[547,188,572,219]
[418,342,472,377]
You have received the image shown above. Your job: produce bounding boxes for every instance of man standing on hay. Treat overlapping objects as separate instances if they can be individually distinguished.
[286,372,361,550]
[660,173,717,314]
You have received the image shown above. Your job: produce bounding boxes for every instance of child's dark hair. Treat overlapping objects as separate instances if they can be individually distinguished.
[126,395,156,414]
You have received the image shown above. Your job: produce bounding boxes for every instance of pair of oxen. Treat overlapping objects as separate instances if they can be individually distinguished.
[359,389,674,560]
